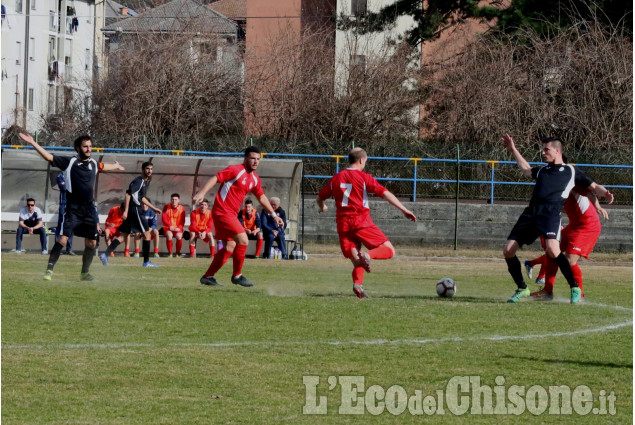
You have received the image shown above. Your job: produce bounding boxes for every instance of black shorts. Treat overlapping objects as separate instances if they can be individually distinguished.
[118,206,148,235]
[60,203,99,240]
[247,232,261,240]
[507,205,562,246]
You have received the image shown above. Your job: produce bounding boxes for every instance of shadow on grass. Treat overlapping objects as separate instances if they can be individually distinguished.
[502,355,633,369]
[304,293,503,304]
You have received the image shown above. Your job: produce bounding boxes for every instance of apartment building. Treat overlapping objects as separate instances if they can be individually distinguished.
[1,0,98,133]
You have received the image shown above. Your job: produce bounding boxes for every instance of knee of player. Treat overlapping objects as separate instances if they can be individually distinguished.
[544,247,560,259]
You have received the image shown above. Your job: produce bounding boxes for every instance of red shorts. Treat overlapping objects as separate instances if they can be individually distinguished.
[213,213,245,241]
[561,225,600,259]
[338,224,388,259]
[106,227,121,238]
[192,232,212,243]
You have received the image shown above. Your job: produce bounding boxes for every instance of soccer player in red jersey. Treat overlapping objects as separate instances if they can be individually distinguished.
[162,193,186,257]
[189,198,215,258]
[316,148,417,298]
[193,146,284,287]
[104,202,131,257]
[531,187,610,300]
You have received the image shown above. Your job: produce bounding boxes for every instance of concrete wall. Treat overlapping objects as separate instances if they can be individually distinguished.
[303,200,633,252]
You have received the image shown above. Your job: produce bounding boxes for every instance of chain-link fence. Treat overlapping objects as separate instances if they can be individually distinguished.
[2,138,631,205]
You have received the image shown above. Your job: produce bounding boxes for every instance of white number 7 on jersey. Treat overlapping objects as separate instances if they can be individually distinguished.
[340,183,353,207]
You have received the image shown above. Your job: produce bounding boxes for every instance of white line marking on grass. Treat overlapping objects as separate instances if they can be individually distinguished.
[3,320,631,351]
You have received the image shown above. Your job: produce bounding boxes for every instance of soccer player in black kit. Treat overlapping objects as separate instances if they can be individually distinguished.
[501,134,614,304]
[18,132,125,281]
[100,162,162,267]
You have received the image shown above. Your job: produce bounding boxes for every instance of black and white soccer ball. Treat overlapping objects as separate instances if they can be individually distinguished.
[436,277,456,298]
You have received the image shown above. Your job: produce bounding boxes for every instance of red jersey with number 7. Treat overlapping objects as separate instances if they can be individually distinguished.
[212,164,264,217]
[318,168,388,232]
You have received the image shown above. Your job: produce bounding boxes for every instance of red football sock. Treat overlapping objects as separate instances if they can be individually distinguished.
[124,248,130,254]
[210,246,215,257]
[571,263,584,296]
[154,247,159,254]
[536,255,547,279]
[536,266,546,279]
[352,266,365,284]
[255,239,263,257]
[135,248,140,254]
[543,256,558,294]
[190,245,196,257]
[367,245,393,260]
[530,254,546,267]
[232,244,247,278]
[204,247,232,277]
[166,239,173,254]
[176,239,183,254]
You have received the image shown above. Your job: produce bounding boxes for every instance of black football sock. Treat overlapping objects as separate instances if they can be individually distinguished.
[554,253,579,288]
[105,239,121,256]
[505,256,527,289]
[47,242,64,271]
[143,240,151,263]
[81,247,95,273]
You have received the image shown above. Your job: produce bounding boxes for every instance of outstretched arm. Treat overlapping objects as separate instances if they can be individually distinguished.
[193,176,218,205]
[501,133,532,178]
[102,161,125,172]
[588,182,614,205]
[382,191,417,222]
[19,133,53,162]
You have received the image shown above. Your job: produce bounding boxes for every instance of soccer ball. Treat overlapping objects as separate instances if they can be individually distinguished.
[436,278,456,298]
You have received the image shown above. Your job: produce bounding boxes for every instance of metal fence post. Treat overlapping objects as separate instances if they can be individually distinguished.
[333,155,344,174]
[411,158,420,202]
[454,145,460,250]
[487,161,498,204]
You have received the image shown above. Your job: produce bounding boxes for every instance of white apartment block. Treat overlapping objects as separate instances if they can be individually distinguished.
[1,0,98,134]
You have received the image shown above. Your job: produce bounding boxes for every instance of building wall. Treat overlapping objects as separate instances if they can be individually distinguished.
[244,0,336,136]
[1,0,95,134]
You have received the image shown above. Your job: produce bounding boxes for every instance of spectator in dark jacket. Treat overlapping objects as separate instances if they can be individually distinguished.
[261,197,287,259]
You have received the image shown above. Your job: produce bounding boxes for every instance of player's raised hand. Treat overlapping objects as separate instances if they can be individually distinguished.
[18,132,35,145]
[501,133,515,151]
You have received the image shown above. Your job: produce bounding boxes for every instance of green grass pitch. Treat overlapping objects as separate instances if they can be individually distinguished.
[2,246,632,424]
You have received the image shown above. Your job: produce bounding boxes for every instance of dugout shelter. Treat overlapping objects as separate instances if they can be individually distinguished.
[1,149,303,253]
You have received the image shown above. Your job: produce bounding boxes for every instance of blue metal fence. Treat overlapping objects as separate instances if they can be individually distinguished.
[3,145,632,204]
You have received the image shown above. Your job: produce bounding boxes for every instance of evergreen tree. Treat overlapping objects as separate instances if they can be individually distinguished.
[337,0,632,45]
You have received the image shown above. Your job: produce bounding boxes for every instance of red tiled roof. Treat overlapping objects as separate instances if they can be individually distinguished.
[208,0,246,20]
